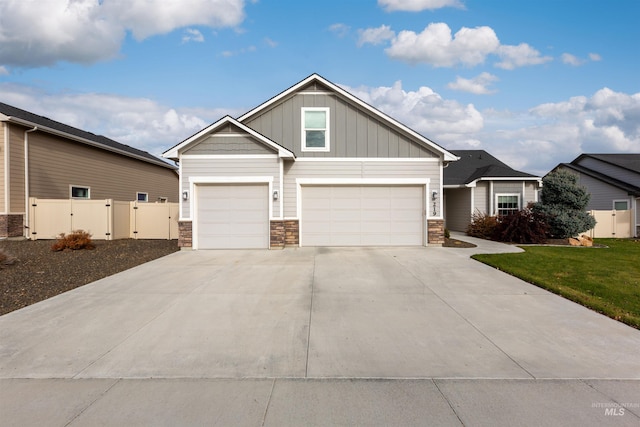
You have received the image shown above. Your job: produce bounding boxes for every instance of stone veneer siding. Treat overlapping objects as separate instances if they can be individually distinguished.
[427,219,445,245]
[178,221,192,248]
[284,220,299,246]
[270,220,285,248]
[0,214,24,238]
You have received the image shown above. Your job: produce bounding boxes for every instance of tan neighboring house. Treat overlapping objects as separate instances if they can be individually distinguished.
[163,74,458,249]
[1,102,179,238]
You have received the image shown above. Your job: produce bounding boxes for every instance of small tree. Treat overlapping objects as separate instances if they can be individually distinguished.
[533,170,596,238]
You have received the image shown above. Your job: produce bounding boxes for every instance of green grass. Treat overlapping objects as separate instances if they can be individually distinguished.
[472,239,640,329]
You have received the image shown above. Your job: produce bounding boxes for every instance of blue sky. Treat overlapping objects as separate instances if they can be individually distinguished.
[1,0,638,175]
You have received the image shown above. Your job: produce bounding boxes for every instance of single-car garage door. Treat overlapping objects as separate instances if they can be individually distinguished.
[301,185,424,246]
[196,184,269,249]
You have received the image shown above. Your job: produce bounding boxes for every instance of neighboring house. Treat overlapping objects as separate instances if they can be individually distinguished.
[443,150,542,232]
[1,102,179,238]
[163,74,458,249]
[552,154,640,237]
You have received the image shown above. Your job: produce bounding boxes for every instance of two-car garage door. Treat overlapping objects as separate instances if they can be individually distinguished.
[301,185,424,246]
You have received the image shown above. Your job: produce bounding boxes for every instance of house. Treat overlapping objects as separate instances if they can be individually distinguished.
[1,102,179,239]
[552,154,640,237]
[163,74,458,249]
[443,150,542,232]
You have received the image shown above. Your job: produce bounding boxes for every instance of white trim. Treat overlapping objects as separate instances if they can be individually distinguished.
[163,115,294,160]
[294,157,439,162]
[3,123,9,214]
[136,192,149,202]
[296,178,432,247]
[612,199,630,210]
[301,107,330,152]
[190,176,273,250]
[70,184,91,199]
[489,181,494,215]
[181,154,278,160]
[237,74,458,162]
[209,134,257,137]
[495,193,521,216]
[279,158,284,219]
[478,176,541,181]
[296,91,335,95]
[470,186,475,218]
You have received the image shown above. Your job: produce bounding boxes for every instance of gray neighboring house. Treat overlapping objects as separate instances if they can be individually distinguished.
[163,74,458,249]
[443,150,542,232]
[552,153,640,237]
[1,102,179,239]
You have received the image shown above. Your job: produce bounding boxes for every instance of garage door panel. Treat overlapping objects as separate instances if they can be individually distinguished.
[302,185,423,247]
[196,184,269,249]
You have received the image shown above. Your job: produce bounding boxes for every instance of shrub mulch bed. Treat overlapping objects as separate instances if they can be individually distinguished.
[0,239,179,316]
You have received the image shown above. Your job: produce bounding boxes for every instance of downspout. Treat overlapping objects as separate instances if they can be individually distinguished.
[24,126,38,239]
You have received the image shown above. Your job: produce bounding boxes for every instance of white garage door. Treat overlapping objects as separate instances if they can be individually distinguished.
[301,185,424,246]
[196,184,269,249]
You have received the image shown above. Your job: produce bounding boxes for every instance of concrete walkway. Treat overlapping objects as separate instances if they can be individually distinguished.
[1,236,639,426]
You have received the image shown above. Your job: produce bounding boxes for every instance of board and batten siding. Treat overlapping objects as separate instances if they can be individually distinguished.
[444,188,472,231]
[282,160,439,218]
[28,131,178,203]
[184,135,273,155]
[181,157,280,219]
[244,90,439,159]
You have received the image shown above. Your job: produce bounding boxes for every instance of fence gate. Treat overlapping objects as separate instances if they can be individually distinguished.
[130,202,179,239]
[587,210,632,238]
[29,198,112,240]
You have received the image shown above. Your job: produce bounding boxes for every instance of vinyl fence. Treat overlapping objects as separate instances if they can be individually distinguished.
[586,210,633,238]
[28,198,179,240]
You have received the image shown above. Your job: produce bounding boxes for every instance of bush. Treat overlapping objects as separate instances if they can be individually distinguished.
[533,170,596,238]
[495,205,549,244]
[0,249,17,268]
[51,230,96,251]
[444,228,450,239]
[466,211,499,240]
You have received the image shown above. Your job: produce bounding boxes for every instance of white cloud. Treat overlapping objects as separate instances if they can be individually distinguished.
[378,0,464,12]
[329,23,351,38]
[264,37,278,48]
[384,23,500,67]
[561,53,584,66]
[447,72,498,94]
[0,0,245,67]
[0,83,238,157]
[182,28,205,43]
[589,53,602,61]
[357,25,395,47]
[495,43,552,70]
[0,66,9,75]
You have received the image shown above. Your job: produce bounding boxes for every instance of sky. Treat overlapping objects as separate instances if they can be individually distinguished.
[0,0,638,175]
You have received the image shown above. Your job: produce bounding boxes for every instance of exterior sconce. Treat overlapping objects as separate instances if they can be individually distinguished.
[273,190,279,201]
[182,190,189,201]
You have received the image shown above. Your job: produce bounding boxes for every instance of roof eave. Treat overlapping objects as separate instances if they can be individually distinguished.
[4,115,175,170]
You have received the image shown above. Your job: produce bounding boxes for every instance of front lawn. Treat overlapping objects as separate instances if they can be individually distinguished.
[472,239,640,329]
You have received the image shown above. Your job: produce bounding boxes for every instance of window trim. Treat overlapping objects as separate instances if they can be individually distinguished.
[495,193,520,217]
[70,185,90,199]
[301,107,330,152]
[613,199,629,210]
[136,192,149,202]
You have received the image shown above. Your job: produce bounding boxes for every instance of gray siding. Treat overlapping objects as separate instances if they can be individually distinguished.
[473,182,488,214]
[0,123,5,212]
[184,135,273,155]
[282,160,440,218]
[9,124,25,213]
[181,157,280,218]
[577,157,640,187]
[28,131,178,205]
[244,89,439,159]
[577,173,630,210]
[445,188,472,231]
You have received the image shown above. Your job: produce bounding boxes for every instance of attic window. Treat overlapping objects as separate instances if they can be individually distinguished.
[301,107,330,152]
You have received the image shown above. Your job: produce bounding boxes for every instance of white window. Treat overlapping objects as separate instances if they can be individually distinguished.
[613,200,629,210]
[301,107,330,152]
[137,192,149,202]
[496,194,520,217]
[70,185,90,199]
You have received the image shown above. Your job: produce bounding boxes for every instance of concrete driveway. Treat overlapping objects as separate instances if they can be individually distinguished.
[1,235,639,425]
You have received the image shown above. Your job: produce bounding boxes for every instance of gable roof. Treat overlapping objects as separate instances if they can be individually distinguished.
[574,153,640,174]
[237,73,458,162]
[444,150,539,186]
[163,115,295,159]
[0,102,175,169]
